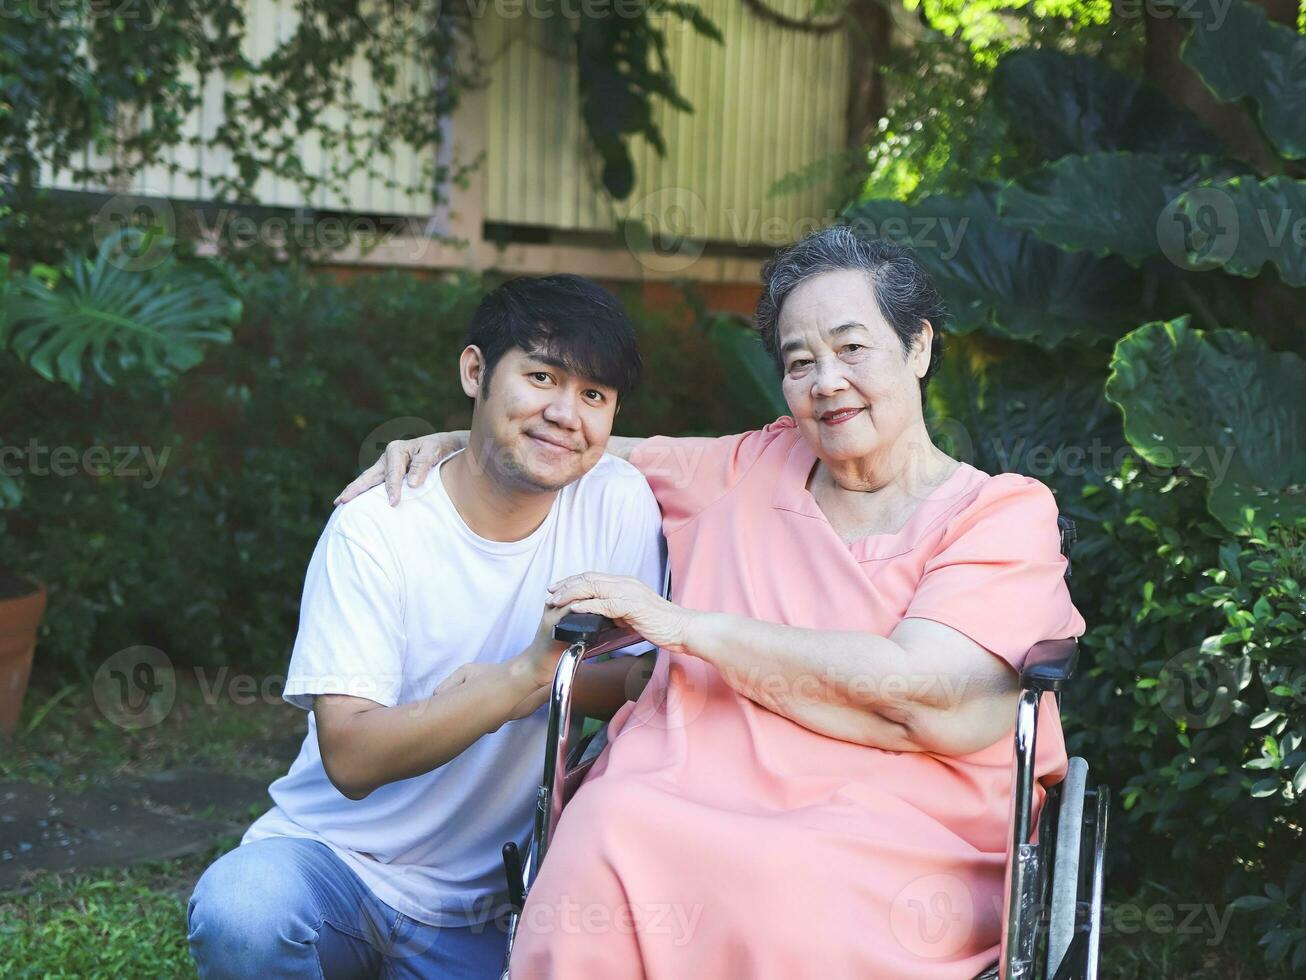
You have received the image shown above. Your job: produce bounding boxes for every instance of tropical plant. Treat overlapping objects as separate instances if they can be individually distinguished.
[835,1,1306,971]
[0,228,240,510]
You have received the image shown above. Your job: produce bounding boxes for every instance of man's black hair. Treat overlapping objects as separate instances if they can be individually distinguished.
[465,274,642,399]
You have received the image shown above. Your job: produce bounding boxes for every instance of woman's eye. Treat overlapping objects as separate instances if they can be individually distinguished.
[531,372,551,383]
[788,359,812,372]
[843,344,864,354]
[584,390,604,403]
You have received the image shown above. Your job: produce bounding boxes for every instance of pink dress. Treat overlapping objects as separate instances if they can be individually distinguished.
[510,418,1085,979]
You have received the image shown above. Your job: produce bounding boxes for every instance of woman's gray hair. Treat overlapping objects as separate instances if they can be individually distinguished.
[755,226,946,395]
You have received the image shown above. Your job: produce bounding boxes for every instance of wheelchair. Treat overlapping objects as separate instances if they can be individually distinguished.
[500,517,1107,980]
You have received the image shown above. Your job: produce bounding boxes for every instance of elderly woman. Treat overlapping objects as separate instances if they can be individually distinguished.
[338,227,1083,978]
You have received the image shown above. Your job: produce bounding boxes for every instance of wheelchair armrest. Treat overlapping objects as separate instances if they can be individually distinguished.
[553,612,644,657]
[1020,638,1079,694]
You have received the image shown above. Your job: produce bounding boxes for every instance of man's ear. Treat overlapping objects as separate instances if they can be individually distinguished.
[459,345,485,400]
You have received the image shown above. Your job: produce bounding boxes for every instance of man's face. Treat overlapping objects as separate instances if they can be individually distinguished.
[463,345,618,492]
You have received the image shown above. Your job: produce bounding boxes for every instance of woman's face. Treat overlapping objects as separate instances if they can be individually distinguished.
[776,269,931,470]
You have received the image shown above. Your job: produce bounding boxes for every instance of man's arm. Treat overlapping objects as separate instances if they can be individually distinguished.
[314,656,544,800]
[311,596,575,800]
[335,432,652,506]
[317,645,652,800]
[569,654,656,720]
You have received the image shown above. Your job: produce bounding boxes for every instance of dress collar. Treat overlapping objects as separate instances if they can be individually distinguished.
[771,431,984,562]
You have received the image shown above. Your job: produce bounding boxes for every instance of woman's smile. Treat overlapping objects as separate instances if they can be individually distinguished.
[818,407,865,426]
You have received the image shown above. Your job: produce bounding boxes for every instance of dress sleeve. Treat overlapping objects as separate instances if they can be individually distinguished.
[903,474,1085,671]
[628,417,795,534]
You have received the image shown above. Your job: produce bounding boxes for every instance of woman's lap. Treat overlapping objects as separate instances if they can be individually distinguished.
[510,773,1003,979]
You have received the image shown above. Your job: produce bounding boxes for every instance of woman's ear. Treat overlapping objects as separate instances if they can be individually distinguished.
[912,321,935,379]
[459,345,485,400]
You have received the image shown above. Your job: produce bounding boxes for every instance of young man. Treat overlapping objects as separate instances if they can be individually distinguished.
[187,275,665,979]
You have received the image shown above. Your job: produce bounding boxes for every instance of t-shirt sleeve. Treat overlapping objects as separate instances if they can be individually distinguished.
[628,418,794,534]
[904,475,1085,672]
[604,474,668,658]
[281,509,405,711]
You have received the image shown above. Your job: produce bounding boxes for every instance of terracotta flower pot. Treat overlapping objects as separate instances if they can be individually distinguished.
[0,572,47,738]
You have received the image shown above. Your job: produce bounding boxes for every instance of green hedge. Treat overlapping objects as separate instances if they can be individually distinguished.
[0,264,761,677]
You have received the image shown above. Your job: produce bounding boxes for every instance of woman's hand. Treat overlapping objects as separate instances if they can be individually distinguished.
[547,573,700,655]
[334,431,468,507]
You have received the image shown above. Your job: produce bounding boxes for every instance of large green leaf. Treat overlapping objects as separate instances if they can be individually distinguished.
[5,228,239,390]
[704,313,788,422]
[1173,0,1306,160]
[1170,175,1306,285]
[843,187,1142,347]
[1106,317,1306,533]
[993,48,1221,160]
[927,332,1120,508]
[997,153,1244,264]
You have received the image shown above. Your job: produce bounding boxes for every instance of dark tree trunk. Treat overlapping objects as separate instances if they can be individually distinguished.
[1140,0,1296,175]
[844,0,894,149]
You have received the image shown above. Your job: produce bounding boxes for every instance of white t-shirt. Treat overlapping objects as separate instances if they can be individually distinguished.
[241,451,665,926]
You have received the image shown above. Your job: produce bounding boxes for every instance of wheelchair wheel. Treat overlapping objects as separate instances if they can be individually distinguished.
[1046,757,1088,975]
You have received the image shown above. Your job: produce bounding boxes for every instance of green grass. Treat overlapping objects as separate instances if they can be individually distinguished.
[1,663,305,790]
[0,663,300,977]
[2,666,1281,978]
[0,850,220,978]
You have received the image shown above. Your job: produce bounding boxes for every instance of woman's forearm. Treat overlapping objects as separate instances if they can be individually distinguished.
[685,613,1004,754]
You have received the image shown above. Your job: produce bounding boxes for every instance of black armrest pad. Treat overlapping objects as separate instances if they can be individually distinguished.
[1020,638,1079,693]
[553,613,643,654]
[553,612,610,642]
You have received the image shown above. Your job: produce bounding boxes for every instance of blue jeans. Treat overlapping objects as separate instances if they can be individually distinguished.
[187,837,509,979]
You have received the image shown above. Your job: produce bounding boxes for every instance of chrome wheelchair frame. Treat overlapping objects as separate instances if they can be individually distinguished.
[500,517,1107,980]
